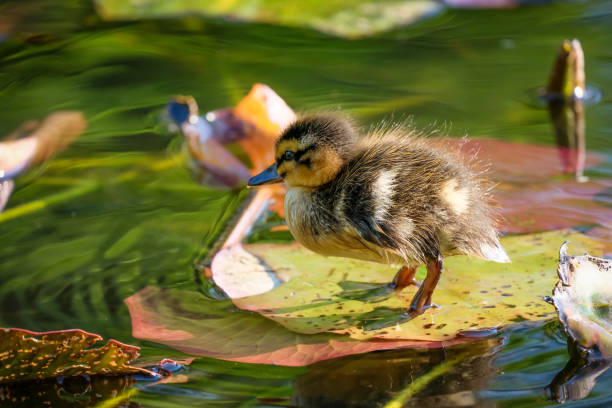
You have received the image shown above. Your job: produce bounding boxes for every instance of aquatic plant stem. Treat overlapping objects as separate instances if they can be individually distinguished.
[0,181,97,223]
[93,388,139,408]
[383,351,468,408]
[0,155,183,224]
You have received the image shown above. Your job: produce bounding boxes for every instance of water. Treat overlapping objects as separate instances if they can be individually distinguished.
[1,0,611,406]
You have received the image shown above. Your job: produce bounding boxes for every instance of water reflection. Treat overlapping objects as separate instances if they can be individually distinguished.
[0,376,137,408]
[545,39,589,182]
[547,340,612,403]
[293,338,503,408]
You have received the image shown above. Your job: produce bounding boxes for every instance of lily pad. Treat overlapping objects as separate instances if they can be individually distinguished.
[444,138,605,184]
[95,1,442,38]
[213,230,605,342]
[125,286,468,367]
[497,178,612,235]
[0,328,155,384]
[550,243,612,358]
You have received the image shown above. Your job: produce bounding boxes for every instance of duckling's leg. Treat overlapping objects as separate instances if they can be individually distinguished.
[389,266,420,291]
[409,255,443,314]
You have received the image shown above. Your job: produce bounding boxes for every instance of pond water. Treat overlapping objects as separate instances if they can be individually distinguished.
[1,0,611,407]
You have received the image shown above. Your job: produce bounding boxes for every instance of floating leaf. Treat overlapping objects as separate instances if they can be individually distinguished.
[550,243,612,358]
[95,1,442,38]
[441,138,609,235]
[497,178,612,235]
[0,328,155,384]
[0,112,86,181]
[126,286,469,367]
[445,138,605,184]
[166,85,290,213]
[232,83,296,173]
[212,230,605,342]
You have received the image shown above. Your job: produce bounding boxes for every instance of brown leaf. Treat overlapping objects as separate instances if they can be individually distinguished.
[0,112,87,180]
[0,328,155,384]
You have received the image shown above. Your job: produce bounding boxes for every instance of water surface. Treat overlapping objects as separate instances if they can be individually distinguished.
[1,0,611,406]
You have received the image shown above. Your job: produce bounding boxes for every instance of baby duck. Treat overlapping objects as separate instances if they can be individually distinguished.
[248,114,510,314]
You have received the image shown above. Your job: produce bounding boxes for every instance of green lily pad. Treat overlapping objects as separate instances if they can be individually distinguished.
[125,286,470,367]
[94,0,442,38]
[213,230,606,342]
[0,328,155,384]
[551,243,612,358]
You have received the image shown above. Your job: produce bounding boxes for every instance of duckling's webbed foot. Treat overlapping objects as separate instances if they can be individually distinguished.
[409,255,443,315]
[389,265,420,291]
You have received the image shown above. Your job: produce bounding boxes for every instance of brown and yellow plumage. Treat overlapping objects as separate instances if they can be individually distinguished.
[249,113,509,314]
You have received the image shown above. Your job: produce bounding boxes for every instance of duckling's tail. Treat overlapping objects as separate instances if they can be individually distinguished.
[480,239,511,263]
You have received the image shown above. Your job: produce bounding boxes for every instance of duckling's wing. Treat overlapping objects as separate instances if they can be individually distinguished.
[342,214,426,265]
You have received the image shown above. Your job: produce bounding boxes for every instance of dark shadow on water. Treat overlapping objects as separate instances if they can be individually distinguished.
[0,376,138,408]
[293,337,504,408]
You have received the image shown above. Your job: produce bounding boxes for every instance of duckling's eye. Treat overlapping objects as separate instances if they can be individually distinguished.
[283,150,296,161]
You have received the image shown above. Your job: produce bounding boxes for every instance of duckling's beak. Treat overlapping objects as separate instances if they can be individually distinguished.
[248,163,283,187]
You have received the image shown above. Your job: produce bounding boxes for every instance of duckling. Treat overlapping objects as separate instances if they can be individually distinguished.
[248,114,510,314]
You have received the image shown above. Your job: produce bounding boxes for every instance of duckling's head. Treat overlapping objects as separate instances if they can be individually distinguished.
[249,114,356,188]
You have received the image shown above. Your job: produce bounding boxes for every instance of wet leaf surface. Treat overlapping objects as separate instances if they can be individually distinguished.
[213,230,605,343]
[126,286,470,367]
[0,328,155,384]
[551,244,612,358]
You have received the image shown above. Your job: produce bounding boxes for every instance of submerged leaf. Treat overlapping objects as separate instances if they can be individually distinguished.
[551,243,612,358]
[212,230,605,342]
[0,328,155,384]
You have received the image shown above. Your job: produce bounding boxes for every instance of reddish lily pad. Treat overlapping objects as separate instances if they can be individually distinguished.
[497,178,612,234]
[445,138,605,184]
[125,286,468,367]
[212,230,605,342]
[0,328,155,384]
